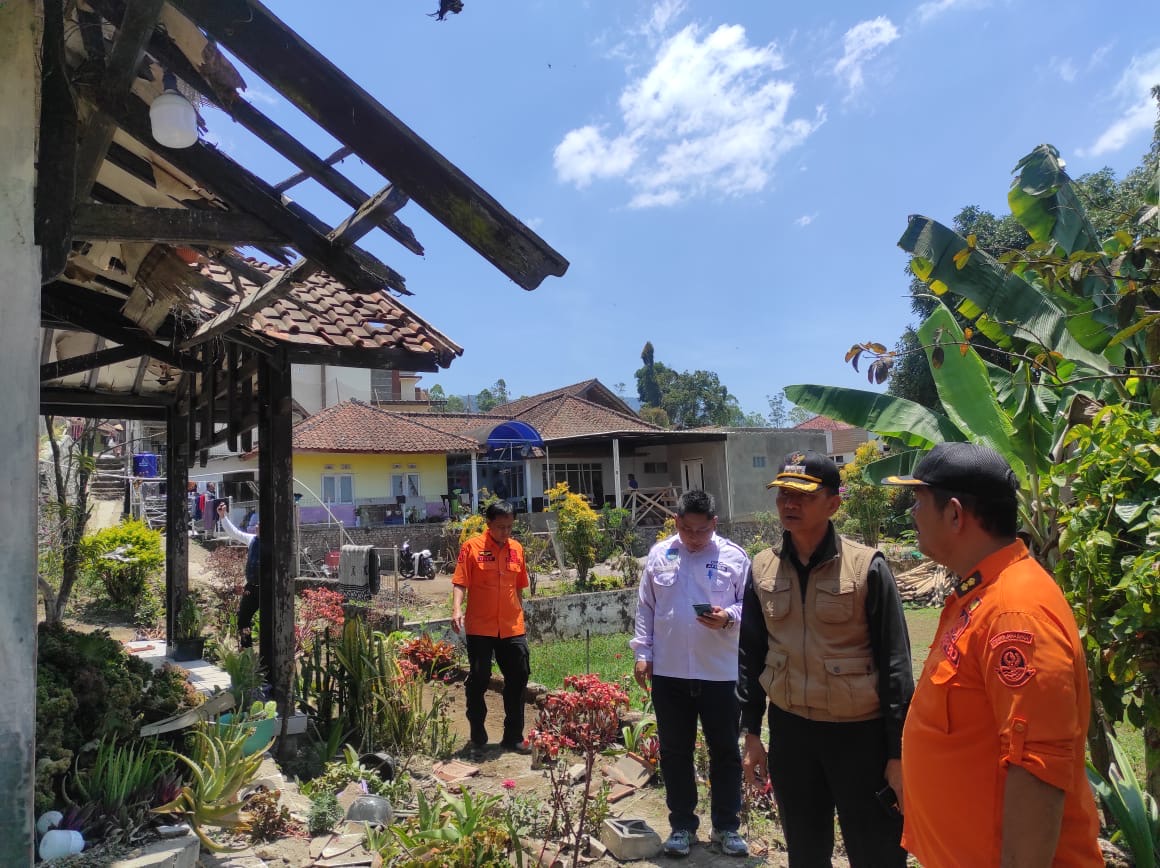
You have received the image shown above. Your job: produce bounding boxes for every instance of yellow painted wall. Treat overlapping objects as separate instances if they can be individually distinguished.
[293,452,448,505]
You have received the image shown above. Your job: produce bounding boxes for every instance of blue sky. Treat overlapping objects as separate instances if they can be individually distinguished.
[206,0,1160,418]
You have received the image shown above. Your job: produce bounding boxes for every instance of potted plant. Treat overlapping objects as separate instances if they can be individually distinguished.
[172,592,206,661]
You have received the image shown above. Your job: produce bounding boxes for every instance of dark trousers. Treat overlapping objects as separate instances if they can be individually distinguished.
[766,704,905,868]
[464,633,530,745]
[651,675,742,834]
[237,583,259,648]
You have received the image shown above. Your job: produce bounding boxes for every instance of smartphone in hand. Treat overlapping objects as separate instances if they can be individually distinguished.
[875,785,900,817]
[692,603,713,617]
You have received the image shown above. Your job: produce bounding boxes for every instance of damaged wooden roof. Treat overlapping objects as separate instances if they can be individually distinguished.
[37,0,567,419]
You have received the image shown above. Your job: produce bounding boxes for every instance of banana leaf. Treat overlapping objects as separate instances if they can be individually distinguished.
[859,449,924,485]
[784,384,964,448]
[918,303,1025,479]
[900,215,1115,363]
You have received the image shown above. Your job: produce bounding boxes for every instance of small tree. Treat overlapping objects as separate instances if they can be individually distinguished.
[39,415,99,624]
[836,442,892,549]
[546,483,600,586]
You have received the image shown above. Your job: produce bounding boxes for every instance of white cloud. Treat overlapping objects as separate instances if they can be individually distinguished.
[641,0,686,43]
[914,0,981,25]
[794,214,816,227]
[1049,56,1077,83]
[554,23,822,207]
[552,126,639,188]
[245,87,281,107]
[1079,48,1160,157]
[833,17,899,97]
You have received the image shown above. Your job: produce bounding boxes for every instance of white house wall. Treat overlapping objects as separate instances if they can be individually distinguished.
[725,430,829,520]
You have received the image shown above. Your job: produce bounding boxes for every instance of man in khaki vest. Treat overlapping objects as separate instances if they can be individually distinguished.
[738,451,913,867]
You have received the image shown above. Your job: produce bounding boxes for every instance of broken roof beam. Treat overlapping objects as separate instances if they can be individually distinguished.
[169,0,568,290]
[41,343,144,382]
[41,284,201,373]
[183,183,406,347]
[92,89,409,298]
[73,203,289,246]
[74,0,165,202]
[272,146,351,194]
[87,0,423,257]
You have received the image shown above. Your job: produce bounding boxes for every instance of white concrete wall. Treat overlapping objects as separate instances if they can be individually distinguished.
[0,3,42,860]
[291,363,371,415]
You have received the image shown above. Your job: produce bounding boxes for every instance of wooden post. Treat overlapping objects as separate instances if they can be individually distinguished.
[0,3,43,861]
[165,406,190,646]
[612,438,622,508]
[258,350,295,739]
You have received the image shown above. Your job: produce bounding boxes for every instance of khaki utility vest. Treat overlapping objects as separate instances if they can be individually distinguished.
[750,536,880,722]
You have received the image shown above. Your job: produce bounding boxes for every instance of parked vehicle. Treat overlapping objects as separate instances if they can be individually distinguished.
[399,540,435,580]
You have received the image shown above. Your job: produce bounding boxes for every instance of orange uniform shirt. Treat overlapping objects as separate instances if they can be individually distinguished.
[452,530,529,638]
[902,541,1102,867]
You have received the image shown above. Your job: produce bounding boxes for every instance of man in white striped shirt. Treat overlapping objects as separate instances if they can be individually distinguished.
[630,490,750,858]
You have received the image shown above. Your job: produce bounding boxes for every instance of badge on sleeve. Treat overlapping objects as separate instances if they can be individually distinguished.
[991,631,1037,687]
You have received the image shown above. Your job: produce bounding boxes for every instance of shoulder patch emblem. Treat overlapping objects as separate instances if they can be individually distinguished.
[996,646,1036,687]
[989,630,1033,649]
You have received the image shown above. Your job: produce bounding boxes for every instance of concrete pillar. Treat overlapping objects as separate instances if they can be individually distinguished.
[0,3,42,861]
[612,438,622,507]
[469,453,478,513]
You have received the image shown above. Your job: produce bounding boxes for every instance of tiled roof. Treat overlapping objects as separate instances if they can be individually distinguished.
[491,379,635,418]
[509,395,662,440]
[793,415,853,431]
[293,400,479,453]
[199,258,463,367]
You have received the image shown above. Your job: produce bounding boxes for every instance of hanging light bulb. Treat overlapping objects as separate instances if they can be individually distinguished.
[150,72,198,149]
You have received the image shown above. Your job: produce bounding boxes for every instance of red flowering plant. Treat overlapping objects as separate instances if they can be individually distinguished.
[529,675,629,867]
[294,587,345,654]
[398,634,458,681]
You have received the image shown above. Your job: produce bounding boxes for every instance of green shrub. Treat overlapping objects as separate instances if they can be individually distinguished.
[79,519,163,608]
[547,482,600,585]
[35,625,196,814]
[307,791,343,836]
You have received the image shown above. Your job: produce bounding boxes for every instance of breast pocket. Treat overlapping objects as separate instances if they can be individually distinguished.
[815,579,855,623]
[757,576,792,620]
[917,659,955,733]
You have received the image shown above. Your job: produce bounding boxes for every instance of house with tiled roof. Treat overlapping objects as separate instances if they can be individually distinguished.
[793,415,875,467]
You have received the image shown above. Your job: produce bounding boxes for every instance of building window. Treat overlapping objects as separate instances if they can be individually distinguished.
[833,455,845,464]
[544,462,604,505]
[322,473,354,504]
[752,456,767,468]
[391,473,421,499]
[643,461,668,474]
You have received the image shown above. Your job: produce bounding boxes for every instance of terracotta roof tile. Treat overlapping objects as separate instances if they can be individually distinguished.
[198,258,462,367]
[793,415,853,431]
[293,400,480,453]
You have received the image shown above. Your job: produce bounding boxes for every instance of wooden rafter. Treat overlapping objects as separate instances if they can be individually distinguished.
[41,285,199,372]
[74,0,165,202]
[273,146,351,194]
[89,89,409,297]
[168,0,568,289]
[183,183,407,348]
[41,343,143,381]
[86,0,424,257]
[73,203,288,246]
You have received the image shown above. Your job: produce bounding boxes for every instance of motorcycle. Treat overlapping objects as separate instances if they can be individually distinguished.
[399,540,436,580]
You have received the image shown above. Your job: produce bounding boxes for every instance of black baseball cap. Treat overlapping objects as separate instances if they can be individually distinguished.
[766,450,841,493]
[881,442,1018,500]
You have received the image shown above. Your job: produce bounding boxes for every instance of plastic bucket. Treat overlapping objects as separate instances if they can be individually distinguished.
[132,453,159,478]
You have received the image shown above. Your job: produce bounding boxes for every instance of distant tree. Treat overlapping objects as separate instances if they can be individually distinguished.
[428,383,447,402]
[736,410,769,426]
[445,394,466,413]
[639,405,671,428]
[766,392,788,427]
[475,378,509,413]
[636,342,663,408]
[885,327,940,410]
[788,405,813,427]
[614,381,627,397]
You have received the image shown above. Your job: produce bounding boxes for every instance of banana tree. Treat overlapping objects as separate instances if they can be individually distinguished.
[788,143,1157,561]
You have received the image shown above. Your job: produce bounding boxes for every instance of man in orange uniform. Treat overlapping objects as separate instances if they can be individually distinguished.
[882,443,1102,867]
[452,500,532,756]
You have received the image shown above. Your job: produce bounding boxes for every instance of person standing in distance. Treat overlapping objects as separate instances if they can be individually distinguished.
[738,450,913,868]
[217,500,259,648]
[451,500,532,757]
[881,443,1102,866]
[631,490,751,858]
